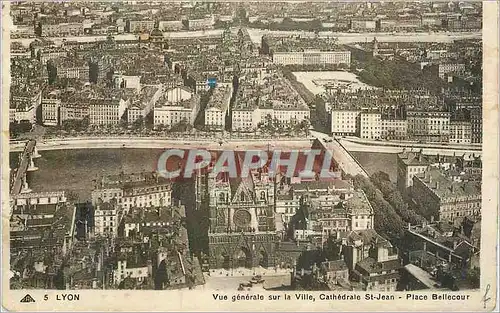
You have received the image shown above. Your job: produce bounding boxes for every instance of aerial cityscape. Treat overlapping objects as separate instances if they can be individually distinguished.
[8,1,482,293]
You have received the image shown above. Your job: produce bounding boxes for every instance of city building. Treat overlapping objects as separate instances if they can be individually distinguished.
[41,90,61,126]
[153,87,200,128]
[11,42,32,59]
[411,168,481,222]
[232,73,310,132]
[187,16,215,30]
[378,17,422,32]
[276,179,354,226]
[381,118,408,140]
[92,172,172,211]
[359,111,381,140]
[407,110,450,143]
[397,149,436,191]
[397,150,482,192]
[330,109,361,137]
[452,96,482,144]
[438,63,466,80]
[114,252,151,286]
[50,58,90,80]
[126,18,156,33]
[204,84,233,130]
[113,73,142,92]
[196,157,279,269]
[262,36,351,66]
[343,229,401,292]
[10,83,44,123]
[397,150,436,191]
[272,51,352,66]
[60,101,90,124]
[319,259,350,288]
[403,221,480,270]
[10,191,76,289]
[122,205,185,238]
[449,120,472,144]
[94,201,119,238]
[290,187,374,243]
[350,19,377,31]
[447,17,482,31]
[275,193,300,225]
[399,264,439,291]
[89,96,130,126]
[127,85,163,124]
[158,19,183,31]
[38,19,84,37]
[88,55,112,84]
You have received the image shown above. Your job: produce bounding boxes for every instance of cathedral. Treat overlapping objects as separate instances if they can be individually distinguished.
[195,153,280,269]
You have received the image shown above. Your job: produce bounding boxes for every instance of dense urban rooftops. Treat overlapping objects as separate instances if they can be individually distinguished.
[235,72,309,111]
[98,171,171,189]
[356,257,401,274]
[346,229,393,249]
[206,84,232,111]
[263,35,344,53]
[342,190,373,216]
[414,168,481,200]
[326,89,445,111]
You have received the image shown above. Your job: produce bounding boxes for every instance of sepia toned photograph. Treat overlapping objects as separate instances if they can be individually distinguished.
[1,0,497,312]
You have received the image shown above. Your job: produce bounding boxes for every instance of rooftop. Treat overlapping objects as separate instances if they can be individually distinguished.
[206,84,232,111]
[356,257,401,274]
[130,85,161,108]
[346,229,392,249]
[234,72,309,111]
[414,168,481,200]
[321,259,348,272]
[397,150,468,167]
[404,264,437,289]
[263,35,345,53]
[326,89,444,111]
[98,171,171,190]
[123,206,183,225]
[343,190,373,216]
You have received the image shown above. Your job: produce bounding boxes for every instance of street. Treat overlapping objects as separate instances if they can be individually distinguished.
[201,267,292,291]
[9,137,314,153]
[339,138,482,156]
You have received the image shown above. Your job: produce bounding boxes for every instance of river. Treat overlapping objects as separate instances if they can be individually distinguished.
[10,148,397,201]
[10,148,164,201]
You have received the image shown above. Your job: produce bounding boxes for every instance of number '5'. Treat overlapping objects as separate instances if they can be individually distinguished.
[44,295,49,301]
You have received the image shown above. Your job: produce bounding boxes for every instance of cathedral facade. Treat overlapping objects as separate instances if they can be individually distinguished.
[196,166,280,269]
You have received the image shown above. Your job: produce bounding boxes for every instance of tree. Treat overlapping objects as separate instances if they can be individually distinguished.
[61,117,89,132]
[350,174,405,240]
[461,217,475,238]
[299,119,311,135]
[323,236,342,261]
[371,171,427,226]
[9,120,32,138]
[236,7,248,23]
[119,277,136,290]
[132,116,144,130]
[169,118,192,133]
[465,267,480,289]
[47,61,57,85]
[259,114,275,134]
